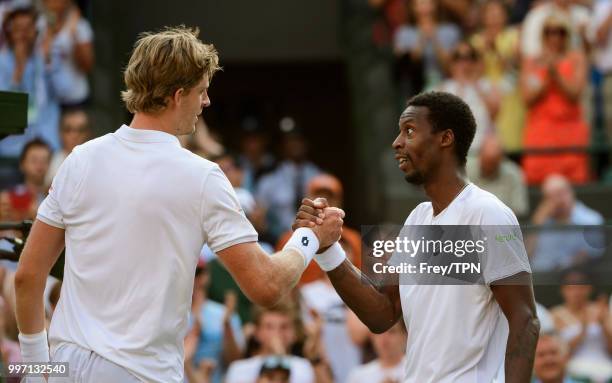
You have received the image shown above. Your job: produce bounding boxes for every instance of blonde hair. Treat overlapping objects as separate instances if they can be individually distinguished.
[121,26,220,113]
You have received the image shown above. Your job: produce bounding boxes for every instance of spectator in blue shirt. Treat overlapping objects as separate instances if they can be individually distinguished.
[187,260,245,383]
[529,174,605,271]
[0,5,60,157]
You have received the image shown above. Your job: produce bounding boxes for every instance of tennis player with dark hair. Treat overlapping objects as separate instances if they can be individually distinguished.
[297,91,540,383]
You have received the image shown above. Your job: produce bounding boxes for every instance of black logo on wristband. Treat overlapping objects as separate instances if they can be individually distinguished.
[302,237,309,246]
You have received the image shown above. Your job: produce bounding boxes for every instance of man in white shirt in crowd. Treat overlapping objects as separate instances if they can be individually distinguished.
[296,91,539,382]
[14,26,343,383]
[347,321,407,383]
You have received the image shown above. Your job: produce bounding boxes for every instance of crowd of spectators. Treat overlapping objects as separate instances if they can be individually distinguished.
[376,0,612,184]
[0,0,611,382]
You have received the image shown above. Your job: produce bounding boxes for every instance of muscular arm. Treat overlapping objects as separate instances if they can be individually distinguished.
[15,220,65,335]
[326,260,402,334]
[217,243,307,308]
[491,273,540,383]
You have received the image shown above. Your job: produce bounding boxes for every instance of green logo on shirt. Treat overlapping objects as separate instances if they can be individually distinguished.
[495,234,517,243]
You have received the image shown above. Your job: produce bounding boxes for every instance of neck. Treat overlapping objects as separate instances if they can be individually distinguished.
[418,16,435,25]
[567,301,587,313]
[379,354,403,368]
[485,25,502,36]
[130,113,176,136]
[423,167,468,216]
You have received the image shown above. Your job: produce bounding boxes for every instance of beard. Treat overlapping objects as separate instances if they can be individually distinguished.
[404,170,425,185]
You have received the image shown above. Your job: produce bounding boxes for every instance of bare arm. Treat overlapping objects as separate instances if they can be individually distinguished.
[217,208,343,308]
[326,260,402,334]
[595,10,612,46]
[221,292,242,365]
[520,59,547,107]
[73,42,94,73]
[551,53,586,103]
[491,273,540,383]
[15,220,65,335]
[293,199,402,333]
[216,243,307,308]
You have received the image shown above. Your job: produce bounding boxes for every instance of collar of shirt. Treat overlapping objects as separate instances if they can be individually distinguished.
[114,124,181,146]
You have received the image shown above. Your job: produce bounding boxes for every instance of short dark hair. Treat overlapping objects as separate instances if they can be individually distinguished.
[406,91,476,167]
[20,138,51,164]
[2,6,37,47]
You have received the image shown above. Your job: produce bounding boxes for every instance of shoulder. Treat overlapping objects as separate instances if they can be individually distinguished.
[570,5,591,20]
[301,280,327,298]
[227,356,262,375]
[405,202,432,224]
[438,23,461,36]
[0,49,10,61]
[573,202,604,224]
[77,131,135,157]
[463,184,518,225]
[396,25,416,36]
[75,18,93,38]
[500,160,524,179]
[167,147,220,181]
[288,356,315,376]
[202,300,225,318]
[347,361,380,381]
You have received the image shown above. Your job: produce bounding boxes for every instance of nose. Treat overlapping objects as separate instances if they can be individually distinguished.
[392,132,403,150]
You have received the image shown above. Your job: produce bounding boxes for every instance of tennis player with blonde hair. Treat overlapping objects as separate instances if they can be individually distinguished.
[15,26,343,382]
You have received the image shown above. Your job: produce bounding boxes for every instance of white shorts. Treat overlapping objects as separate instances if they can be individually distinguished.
[25,343,142,382]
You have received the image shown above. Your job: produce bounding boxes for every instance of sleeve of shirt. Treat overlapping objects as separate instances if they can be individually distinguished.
[201,166,258,253]
[588,3,609,41]
[394,27,417,52]
[75,19,93,44]
[37,151,81,229]
[478,201,532,285]
[440,24,461,50]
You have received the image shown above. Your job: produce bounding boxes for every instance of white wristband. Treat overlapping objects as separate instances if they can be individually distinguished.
[18,330,50,363]
[283,227,320,266]
[315,242,346,271]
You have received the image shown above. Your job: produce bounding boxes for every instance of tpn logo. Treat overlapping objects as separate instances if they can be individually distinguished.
[301,237,309,246]
[495,234,517,243]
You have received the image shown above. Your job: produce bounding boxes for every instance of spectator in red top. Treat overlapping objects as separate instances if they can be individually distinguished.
[520,12,589,185]
[11,139,52,220]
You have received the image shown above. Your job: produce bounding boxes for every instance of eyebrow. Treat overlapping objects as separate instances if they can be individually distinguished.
[399,116,416,126]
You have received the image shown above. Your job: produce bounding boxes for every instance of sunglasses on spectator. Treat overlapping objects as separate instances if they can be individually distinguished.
[543,26,567,37]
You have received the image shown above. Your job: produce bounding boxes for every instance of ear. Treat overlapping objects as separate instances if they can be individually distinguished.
[171,87,185,107]
[439,129,454,149]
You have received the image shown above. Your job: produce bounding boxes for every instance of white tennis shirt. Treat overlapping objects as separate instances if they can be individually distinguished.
[399,183,531,383]
[37,125,258,382]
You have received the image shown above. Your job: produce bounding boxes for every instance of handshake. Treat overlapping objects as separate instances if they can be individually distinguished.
[291,198,345,252]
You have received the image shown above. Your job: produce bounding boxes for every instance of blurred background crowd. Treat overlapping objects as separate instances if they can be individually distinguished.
[1,0,612,382]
